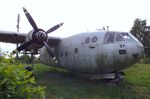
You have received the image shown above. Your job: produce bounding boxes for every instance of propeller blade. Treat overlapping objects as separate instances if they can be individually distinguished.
[11,40,33,55]
[17,40,33,52]
[46,23,63,34]
[43,41,54,57]
[43,41,58,63]
[23,7,38,30]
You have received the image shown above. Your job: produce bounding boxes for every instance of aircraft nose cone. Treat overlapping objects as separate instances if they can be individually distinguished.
[138,45,144,59]
[132,44,144,62]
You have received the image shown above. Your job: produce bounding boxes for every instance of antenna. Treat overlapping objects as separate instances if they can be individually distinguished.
[16,14,20,58]
[17,14,20,32]
[106,26,109,30]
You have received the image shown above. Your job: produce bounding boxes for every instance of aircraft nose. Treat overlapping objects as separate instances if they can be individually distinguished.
[133,43,144,61]
[138,44,144,58]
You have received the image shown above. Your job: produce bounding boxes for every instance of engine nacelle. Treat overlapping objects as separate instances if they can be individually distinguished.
[40,47,57,66]
[26,30,34,41]
[24,30,48,53]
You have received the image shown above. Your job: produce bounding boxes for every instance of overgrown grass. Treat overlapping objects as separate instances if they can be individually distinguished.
[33,63,150,99]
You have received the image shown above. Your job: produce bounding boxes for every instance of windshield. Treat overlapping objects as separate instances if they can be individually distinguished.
[104,32,134,44]
[104,32,115,43]
[120,32,133,41]
[116,33,125,41]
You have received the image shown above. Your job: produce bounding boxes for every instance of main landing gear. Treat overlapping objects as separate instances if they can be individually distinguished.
[25,53,35,78]
[106,72,122,85]
[25,52,35,78]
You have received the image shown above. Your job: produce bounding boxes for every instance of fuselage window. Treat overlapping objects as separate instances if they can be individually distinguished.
[65,52,68,57]
[74,48,78,54]
[92,36,98,43]
[116,33,125,41]
[60,52,63,57]
[85,37,90,44]
[104,32,115,44]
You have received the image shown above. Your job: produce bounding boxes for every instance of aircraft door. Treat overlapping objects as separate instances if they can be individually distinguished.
[101,32,116,72]
[102,44,115,71]
[73,36,95,72]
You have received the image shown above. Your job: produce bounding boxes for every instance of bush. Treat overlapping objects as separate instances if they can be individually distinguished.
[18,54,32,64]
[0,58,46,99]
[139,57,150,64]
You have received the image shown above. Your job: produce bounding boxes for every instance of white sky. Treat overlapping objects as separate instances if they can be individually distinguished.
[0,0,150,52]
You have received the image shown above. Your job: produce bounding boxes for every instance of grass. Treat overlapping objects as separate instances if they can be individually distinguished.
[33,63,150,99]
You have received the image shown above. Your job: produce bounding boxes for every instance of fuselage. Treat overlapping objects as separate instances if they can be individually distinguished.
[40,31,144,74]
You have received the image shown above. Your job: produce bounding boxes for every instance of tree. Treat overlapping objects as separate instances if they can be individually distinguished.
[130,18,150,56]
[18,54,32,64]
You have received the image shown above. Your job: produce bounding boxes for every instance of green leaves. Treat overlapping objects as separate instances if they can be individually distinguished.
[0,58,45,99]
[130,18,150,56]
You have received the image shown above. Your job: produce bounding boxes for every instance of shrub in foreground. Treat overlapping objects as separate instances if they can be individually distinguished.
[0,58,45,99]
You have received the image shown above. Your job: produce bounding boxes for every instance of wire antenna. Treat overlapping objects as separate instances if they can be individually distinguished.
[16,14,20,58]
[17,14,20,32]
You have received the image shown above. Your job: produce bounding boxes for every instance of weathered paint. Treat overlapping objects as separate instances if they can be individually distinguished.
[40,31,144,75]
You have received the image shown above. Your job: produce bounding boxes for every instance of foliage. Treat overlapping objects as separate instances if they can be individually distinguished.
[130,18,150,56]
[0,57,46,99]
[0,48,9,58]
[17,54,40,64]
[139,57,150,64]
[17,54,32,64]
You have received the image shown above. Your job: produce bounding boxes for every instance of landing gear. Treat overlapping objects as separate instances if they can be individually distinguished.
[106,72,122,85]
[25,53,35,78]
[25,51,34,74]
[25,66,33,71]
[31,52,34,69]
[25,66,34,78]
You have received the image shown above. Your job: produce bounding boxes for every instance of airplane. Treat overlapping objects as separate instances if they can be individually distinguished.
[0,7,144,83]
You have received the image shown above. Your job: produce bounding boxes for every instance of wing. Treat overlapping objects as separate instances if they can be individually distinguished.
[0,30,26,43]
[47,36,61,47]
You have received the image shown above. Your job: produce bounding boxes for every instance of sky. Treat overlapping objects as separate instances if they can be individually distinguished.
[0,0,150,52]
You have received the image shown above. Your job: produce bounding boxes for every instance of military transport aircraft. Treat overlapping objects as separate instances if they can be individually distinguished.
[0,7,144,83]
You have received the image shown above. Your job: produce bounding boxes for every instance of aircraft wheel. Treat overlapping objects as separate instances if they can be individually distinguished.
[106,72,121,85]
[25,66,34,78]
[25,66,33,71]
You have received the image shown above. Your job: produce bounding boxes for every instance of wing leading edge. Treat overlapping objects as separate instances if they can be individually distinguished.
[47,36,61,46]
[0,30,26,43]
[0,30,61,47]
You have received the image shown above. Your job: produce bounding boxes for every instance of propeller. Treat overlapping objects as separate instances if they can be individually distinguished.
[46,23,64,34]
[12,7,63,63]
[23,7,38,30]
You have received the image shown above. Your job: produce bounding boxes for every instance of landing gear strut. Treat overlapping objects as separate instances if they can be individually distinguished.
[107,72,121,85]
[31,52,34,69]
[25,52,34,78]
[25,51,34,71]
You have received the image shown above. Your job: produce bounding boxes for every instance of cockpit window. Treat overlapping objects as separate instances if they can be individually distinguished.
[104,32,134,44]
[116,33,125,41]
[120,32,133,41]
[104,32,115,43]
